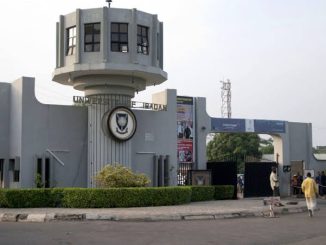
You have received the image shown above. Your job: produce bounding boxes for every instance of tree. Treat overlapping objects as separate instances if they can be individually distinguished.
[206,133,262,173]
[259,137,274,154]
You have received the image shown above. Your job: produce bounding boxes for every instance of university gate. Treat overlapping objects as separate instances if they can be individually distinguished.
[207,161,238,199]
[244,161,277,198]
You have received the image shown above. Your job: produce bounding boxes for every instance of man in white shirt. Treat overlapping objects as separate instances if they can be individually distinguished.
[269,166,284,207]
[270,166,280,197]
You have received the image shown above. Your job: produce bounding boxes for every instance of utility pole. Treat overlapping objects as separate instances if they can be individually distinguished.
[220,79,232,118]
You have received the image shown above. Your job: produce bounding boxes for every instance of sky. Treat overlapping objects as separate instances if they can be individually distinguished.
[1,0,326,146]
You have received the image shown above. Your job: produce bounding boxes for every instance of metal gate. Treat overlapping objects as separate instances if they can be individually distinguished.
[207,161,237,199]
[244,162,277,198]
[177,162,193,186]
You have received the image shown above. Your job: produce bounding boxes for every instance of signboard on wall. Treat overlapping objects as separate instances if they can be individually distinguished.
[177,96,194,163]
[211,118,286,134]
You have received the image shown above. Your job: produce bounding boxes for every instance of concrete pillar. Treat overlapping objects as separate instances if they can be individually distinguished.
[87,94,132,187]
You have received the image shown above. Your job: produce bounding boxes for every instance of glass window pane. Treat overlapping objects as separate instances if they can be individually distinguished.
[85,44,92,52]
[85,24,93,34]
[111,43,119,52]
[111,33,119,42]
[94,34,100,43]
[120,24,128,33]
[94,23,101,33]
[142,38,148,46]
[143,47,148,55]
[72,37,77,45]
[85,34,92,43]
[137,45,142,53]
[137,26,141,35]
[94,44,100,52]
[120,33,128,42]
[72,27,76,36]
[111,23,119,32]
[137,36,142,44]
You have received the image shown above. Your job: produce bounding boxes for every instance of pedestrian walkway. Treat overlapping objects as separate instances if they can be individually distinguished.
[0,197,310,223]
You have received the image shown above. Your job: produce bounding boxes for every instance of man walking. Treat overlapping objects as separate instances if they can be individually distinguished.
[301,172,318,217]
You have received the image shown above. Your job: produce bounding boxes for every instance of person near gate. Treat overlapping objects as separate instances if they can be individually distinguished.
[270,167,280,196]
[321,171,326,196]
[291,174,298,196]
[270,166,284,206]
[301,172,318,217]
[315,171,322,196]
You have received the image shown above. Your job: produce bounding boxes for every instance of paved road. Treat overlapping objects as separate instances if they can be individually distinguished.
[1,201,325,245]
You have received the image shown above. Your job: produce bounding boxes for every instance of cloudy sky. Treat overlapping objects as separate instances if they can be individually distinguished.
[1,0,326,146]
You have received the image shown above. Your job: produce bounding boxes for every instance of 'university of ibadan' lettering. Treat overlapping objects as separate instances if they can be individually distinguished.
[73,96,167,111]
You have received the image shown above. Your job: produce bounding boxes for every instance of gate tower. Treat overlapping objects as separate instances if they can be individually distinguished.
[52,6,167,186]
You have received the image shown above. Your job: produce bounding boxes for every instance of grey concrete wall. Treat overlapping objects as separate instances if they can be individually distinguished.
[10,77,88,188]
[0,82,10,158]
[276,122,326,196]
[194,97,211,170]
[0,82,10,187]
[9,79,24,188]
[131,89,178,186]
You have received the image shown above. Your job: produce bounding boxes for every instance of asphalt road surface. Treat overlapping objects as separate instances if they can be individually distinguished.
[1,201,326,245]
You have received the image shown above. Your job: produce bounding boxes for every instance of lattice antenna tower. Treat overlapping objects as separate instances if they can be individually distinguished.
[106,0,112,8]
[220,79,232,118]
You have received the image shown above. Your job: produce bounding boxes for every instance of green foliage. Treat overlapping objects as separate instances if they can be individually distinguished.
[190,186,215,202]
[0,187,192,208]
[0,186,234,208]
[207,133,262,173]
[214,185,234,200]
[260,137,274,154]
[61,187,191,208]
[0,189,55,208]
[95,164,151,188]
[34,173,44,188]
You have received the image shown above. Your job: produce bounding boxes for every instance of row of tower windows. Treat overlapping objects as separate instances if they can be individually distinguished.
[66,23,149,56]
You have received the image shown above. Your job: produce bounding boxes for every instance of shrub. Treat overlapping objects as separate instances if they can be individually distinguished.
[190,186,215,202]
[214,185,234,200]
[95,164,151,188]
[0,189,51,208]
[61,187,192,208]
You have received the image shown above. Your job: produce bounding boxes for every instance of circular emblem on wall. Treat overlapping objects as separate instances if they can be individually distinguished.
[107,106,137,141]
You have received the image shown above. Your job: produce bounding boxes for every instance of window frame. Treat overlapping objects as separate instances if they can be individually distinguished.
[111,22,129,53]
[66,26,77,55]
[84,22,101,52]
[137,25,149,55]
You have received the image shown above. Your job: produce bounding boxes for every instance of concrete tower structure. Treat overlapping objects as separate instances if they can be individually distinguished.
[52,7,167,186]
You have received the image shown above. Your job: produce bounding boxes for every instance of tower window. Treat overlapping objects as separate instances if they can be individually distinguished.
[111,23,128,53]
[137,25,149,55]
[66,26,76,55]
[84,23,101,52]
